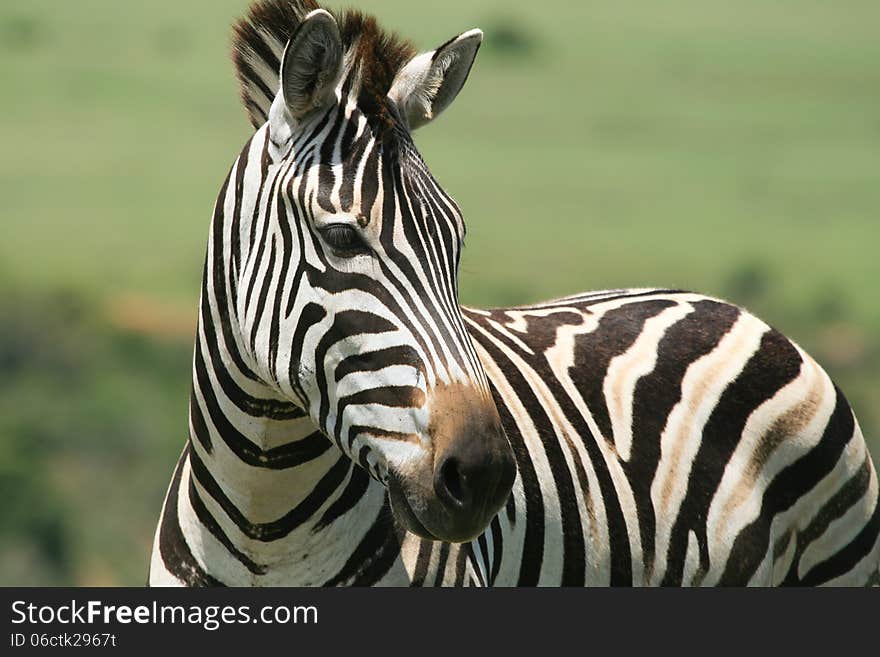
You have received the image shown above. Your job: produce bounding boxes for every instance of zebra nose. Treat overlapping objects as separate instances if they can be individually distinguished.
[435,455,472,510]
[433,433,516,521]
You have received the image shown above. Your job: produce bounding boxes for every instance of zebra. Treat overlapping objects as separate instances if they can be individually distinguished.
[149,0,880,586]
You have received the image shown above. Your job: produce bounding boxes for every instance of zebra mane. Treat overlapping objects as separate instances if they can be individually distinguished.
[232,0,417,129]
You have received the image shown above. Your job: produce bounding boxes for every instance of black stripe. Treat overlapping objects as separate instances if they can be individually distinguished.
[433,543,451,586]
[453,544,470,586]
[663,328,802,585]
[508,289,686,312]
[227,138,249,305]
[242,163,278,312]
[334,345,425,383]
[197,295,305,420]
[572,299,678,442]
[192,349,323,469]
[287,302,327,407]
[484,374,544,585]
[188,478,268,575]
[549,383,628,586]
[627,300,740,579]
[314,310,398,430]
[300,262,435,378]
[189,392,212,452]
[316,109,345,213]
[283,152,313,319]
[783,453,874,585]
[259,431,333,469]
[338,124,370,212]
[336,386,426,450]
[189,448,349,542]
[489,516,504,584]
[373,158,453,375]
[390,166,466,372]
[476,311,630,585]
[324,497,403,586]
[360,143,380,218]
[315,464,371,529]
[497,389,546,585]
[248,234,277,354]
[156,446,224,587]
[797,476,879,584]
[505,492,516,525]
[409,539,434,587]
[718,385,854,585]
[476,533,490,583]
[235,58,276,113]
[207,158,261,383]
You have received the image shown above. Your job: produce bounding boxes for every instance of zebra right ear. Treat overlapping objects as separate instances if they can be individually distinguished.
[388,29,483,131]
[270,9,343,130]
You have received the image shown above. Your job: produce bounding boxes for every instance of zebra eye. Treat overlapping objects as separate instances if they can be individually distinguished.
[319,224,368,257]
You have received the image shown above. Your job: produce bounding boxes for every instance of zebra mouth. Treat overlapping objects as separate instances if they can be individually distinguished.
[387,474,439,541]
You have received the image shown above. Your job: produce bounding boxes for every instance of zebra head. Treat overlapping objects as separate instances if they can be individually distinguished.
[229,3,515,542]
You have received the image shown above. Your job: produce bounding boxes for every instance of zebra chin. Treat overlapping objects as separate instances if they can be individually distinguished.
[387,470,513,544]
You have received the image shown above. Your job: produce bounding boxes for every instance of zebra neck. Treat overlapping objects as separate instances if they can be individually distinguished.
[181,303,398,583]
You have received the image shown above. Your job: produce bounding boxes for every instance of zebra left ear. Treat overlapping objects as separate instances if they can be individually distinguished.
[388,29,482,131]
[267,9,343,149]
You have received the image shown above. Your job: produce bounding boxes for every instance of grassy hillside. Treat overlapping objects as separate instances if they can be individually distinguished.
[1,0,878,584]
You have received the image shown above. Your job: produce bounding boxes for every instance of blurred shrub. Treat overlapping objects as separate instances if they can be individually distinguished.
[0,287,190,585]
[810,286,850,325]
[721,261,772,310]
[0,14,45,52]
[480,16,539,59]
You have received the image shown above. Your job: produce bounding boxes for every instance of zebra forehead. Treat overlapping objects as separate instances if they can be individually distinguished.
[232,0,417,130]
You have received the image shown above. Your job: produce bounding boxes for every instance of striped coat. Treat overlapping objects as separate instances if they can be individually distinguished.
[148,0,880,586]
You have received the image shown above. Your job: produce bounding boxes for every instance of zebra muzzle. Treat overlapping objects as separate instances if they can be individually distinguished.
[387,385,516,543]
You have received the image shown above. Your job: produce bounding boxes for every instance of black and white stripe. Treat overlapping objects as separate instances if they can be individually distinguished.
[149,1,880,587]
[463,291,879,585]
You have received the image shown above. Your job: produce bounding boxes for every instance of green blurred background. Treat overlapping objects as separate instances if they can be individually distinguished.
[1,0,877,585]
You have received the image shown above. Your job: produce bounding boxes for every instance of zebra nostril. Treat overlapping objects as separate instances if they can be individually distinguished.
[436,457,469,509]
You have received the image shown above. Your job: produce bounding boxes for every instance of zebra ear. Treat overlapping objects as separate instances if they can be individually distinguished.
[276,9,344,122]
[388,29,482,131]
